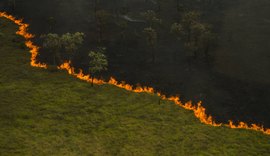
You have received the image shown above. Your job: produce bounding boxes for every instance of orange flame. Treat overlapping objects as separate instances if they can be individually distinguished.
[58,61,270,135]
[1,12,270,136]
[0,12,46,68]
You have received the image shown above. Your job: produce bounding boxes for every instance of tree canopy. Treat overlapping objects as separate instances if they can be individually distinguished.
[88,51,108,74]
[88,48,108,86]
[61,32,84,59]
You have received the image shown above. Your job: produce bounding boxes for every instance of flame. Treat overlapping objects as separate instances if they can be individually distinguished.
[58,61,270,135]
[1,12,270,136]
[0,12,46,68]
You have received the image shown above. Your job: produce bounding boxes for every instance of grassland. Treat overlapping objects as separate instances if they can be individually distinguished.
[0,18,270,156]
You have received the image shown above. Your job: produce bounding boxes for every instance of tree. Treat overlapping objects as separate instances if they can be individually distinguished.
[46,17,56,32]
[181,11,201,41]
[8,0,16,12]
[141,10,162,27]
[156,0,165,12]
[94,0,100,19]
[196,24,215,58]
[119,5,130,15]
[176,0,185,12]
[170,23,184,40]
[171,10,216,59]
[171,20,215,59]
[143,27,158,63]
[111,0,121,17]
[88,48,108,87]
[96,10,110,43]
[141,10,161,63]
[187,22,215,58]
[116,20,128,51]
[61,32,84,60]
[40,33,61,65]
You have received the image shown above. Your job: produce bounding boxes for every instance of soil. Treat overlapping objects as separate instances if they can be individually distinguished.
[1,0,269,127]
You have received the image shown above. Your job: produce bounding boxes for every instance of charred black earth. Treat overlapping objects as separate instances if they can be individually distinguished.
[1,0,270,127]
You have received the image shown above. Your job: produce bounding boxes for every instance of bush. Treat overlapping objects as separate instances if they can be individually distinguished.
[0,32,4,37]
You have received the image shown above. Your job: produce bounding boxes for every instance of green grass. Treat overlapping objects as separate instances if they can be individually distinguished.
[0,18,270,156]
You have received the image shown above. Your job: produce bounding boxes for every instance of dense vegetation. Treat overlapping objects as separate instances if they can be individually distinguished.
[1,16,270,155]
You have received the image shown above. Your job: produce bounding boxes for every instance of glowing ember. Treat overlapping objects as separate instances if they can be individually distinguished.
[1,12,270,135]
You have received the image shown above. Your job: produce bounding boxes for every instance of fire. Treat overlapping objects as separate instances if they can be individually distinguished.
[58,61,105,84]
[57,61,269,134]
[0,12,46,68]
[1,11,270,136]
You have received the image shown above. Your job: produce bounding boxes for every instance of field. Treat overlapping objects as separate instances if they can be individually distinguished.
[1,17,270,155]
[1,0,270,126]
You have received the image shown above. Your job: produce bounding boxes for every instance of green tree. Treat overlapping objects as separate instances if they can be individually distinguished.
[181,11,201,41]
[117,20,128,39]
[186,22,215,58]
[176,0,185,12]
[46,17,56,32]
[171,20,215,58]
[88,48,108,86]
[141,10,162,27]
[170,23,184,40]
[40,33,61,65]
[143,27,158,63]
[195,23,215,57]
[96,10,110,43]
[116,20,128,50]
[61,32,84,61]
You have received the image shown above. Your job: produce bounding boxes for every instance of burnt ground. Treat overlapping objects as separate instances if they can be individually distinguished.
[1,0,270,127]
